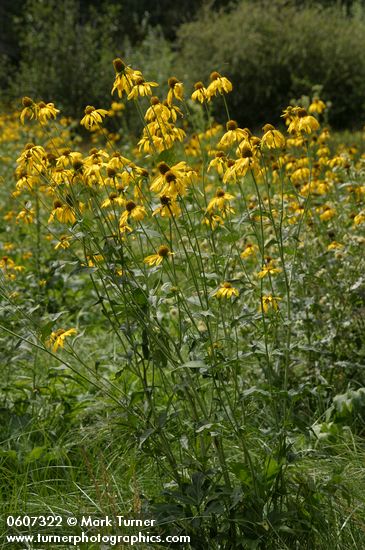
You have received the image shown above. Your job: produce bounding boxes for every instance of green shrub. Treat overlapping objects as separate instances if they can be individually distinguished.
[11,0,177,127]
[177,0,365,128]
[11,0,119,116]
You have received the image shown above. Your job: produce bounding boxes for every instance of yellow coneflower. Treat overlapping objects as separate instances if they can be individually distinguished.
[0,256,20,280]
[328,155,349,169]
[17,143,46,169]
[144,245,173,267]
[241,243,258,259]
[308,98,326,114]
[16,173,37,192]
[107,152,133,170]
[48,200,76,224]
[223,146,257,183]
[84,147,109,165]
[161,170,186,198]
[56,149,83,168]
[288,108,320,134]
[207,188,235,216]
[354,211,365,225]
[327,241,343,251]
[318,127,330,143]
[20,96,36,124]
[119,222,132,236]
[152,195,181,218]
[208,151,228,176]
[318,205,336,221]
[167,77,184,106]
[80,106,109,130]
[119,201,147,226]
[290,167,310,186]
[191,81,209,103]
[260,294,281,313]
[261,124,285,149]
[317,146,330,158]
[3,211,16,222]
[207,71,233,98]
[103,166,127,189]
[0,256,14,270]
[111,57,142,97]
[101,192,125,209]
[150,161,195,198]
[111,100,124,111]
[257,259,282,279]
[47,328,77,352]
[162,101,183,122]
[202,213,225,230]
[218,120,248,148]
[138,118,186,153]
[127,77,158,100]
[37,101,60,124]
[212,282,239,299]
[16,207,35,225]
[144,97,170,122]
[55,235,72,250]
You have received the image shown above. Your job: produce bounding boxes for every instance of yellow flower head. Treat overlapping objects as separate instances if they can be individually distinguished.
[287,108,320,134]
[17,143,46,170]
[119,201,147,226]
[47,328,77,352]
[80,106,109,130]
[318,205,336,222]
[207,188,235,216]
[207,71,233,98]
[111,101,125,112]
[223,151,256,183]
[213,282,239,299]
[152,195,181,218]
[48,200,77,225]
[16,207,35,225]
[202,213,225,230]
[257,259,282,279]
[127,77,158,101]
[144,245,173,267]
[208,151,228,176]
[261,124,285,149]
[327,241,343,251]
[260,295,281,314]
[111,57,143,97]
[101,192,125,209]
[144,96,170,122]
[167,77,184,106]
[37,101,60,124]
[191,81,209,103]
[241,243,258,259]
[20,97,36,124]
[150,161,195,198]
[55,235,72,250]
[218,120,248,148]
[354,211,365,225]
[308,98,326,114]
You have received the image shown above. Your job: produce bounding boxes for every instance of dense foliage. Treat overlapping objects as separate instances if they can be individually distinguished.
[177,0,365,128]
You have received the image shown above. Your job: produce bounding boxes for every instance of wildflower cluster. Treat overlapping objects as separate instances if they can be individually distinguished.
[2,58,364,339]
[1,55,365,549]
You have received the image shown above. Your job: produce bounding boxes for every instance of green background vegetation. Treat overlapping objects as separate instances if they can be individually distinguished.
[1,0,365,128]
